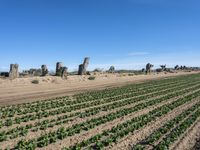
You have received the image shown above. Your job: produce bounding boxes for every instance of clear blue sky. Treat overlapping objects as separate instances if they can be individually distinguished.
[0,0,200,71]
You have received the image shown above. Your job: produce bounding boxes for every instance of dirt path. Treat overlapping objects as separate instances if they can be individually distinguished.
[0,71,198,106]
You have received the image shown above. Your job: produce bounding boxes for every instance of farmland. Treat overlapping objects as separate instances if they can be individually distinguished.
[1,74,200,150]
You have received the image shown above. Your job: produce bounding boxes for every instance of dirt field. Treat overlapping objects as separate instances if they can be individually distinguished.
[1,72,200,150]
[0,71,198,106]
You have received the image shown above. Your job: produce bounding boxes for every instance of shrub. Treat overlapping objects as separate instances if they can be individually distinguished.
[128,73,134,76]
[31,79,39,84]
[88,76,95,80]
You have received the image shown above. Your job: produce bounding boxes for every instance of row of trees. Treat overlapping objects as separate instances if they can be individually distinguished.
[94,64,195,75]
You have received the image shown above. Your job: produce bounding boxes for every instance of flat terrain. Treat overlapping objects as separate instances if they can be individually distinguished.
[0,71,198,106]
[1,72,200,150]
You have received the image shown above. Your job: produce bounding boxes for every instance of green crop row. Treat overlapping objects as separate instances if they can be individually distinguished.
[73,74,199,100]
[1,79,199,142]
[132,102,200,150]
[14,83,200,149]
[0,74,192,119]
[2,73,196,117]
[63,89,200,150]
[155,108,200,149]
[1,77,196,128]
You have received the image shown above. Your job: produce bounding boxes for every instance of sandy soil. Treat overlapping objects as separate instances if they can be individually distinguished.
[0,71,198,106]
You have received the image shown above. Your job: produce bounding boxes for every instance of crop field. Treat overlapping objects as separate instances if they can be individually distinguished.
[1,74,200,150]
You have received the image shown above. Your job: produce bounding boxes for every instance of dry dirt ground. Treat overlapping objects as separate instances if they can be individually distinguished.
[0,71,198,106]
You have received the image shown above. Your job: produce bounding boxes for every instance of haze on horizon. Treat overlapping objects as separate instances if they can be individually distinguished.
[0,0,200,71]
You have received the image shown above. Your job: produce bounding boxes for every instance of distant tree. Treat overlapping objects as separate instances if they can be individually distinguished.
[93,68,103,72]
[41,65,48,76]
[108,66,115,73]
[160,65,166,71]
[141,68,145,72]
[174,65,179,70]
[146,63,154,74]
